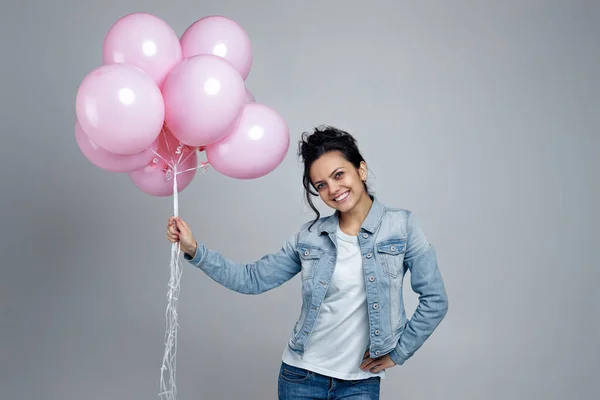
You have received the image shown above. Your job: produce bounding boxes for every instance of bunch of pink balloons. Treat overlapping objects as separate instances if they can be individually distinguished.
[75,12,290,196]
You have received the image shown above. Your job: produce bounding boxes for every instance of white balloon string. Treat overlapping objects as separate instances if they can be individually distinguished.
[158,151,209,400]
[176,162,210,176]
[161,128,175,166]
[176,145,198,167]
[150,149,174,170]
[175,145,186,166]
[154,127,200,171]
[160,168,181,400]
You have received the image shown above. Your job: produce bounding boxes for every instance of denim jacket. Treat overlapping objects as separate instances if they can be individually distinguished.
[184,196,448,366]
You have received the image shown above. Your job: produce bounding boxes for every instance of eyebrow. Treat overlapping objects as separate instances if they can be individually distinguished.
[313,167,344,185]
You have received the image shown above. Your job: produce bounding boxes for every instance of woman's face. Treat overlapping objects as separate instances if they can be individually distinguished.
[309,151,368,213]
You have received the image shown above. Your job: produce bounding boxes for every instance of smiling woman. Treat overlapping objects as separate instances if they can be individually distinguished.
[166,125,449,400]
[300,127,372,235]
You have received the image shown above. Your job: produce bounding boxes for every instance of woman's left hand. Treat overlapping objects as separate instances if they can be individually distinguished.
[360,351,396,373]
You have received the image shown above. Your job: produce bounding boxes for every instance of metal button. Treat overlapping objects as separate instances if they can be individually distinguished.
[362,233,369,238]
[304,250,310,256]
[366,253,372,259]
[369,276,375,282]
[390,246,396,251]
[375,330,380,335]
[372,303,378,310]
[375,350,380,355]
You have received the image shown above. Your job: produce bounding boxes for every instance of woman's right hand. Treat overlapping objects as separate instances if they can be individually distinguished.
[167,216,197,257]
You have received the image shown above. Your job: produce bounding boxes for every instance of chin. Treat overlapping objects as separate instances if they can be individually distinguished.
[338,202,357,212]
[334,198,358,212]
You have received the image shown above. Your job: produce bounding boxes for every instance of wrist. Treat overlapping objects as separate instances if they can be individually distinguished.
[183,241,197,257]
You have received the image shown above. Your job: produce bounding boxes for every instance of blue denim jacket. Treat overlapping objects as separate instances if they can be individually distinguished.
[184,197,448,366]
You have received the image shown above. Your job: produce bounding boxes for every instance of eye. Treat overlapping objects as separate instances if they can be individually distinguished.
[335,171,344,179]
[315,183,325,191]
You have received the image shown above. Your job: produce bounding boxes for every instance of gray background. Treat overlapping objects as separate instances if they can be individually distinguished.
[1,0,598,399]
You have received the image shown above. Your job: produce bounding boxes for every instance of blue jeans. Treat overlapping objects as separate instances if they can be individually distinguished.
[278,362,380,399]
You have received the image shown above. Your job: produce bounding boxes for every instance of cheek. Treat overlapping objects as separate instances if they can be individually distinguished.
[322,194,336,204]
[348,176,363,189]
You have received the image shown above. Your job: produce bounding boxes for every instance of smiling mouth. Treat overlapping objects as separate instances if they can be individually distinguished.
[334,191,350,202]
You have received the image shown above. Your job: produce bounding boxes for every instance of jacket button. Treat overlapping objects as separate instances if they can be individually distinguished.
[366,253,372,259]
[372,303,378,310]
[375,330,380,335]
[369,276,375,282]
[362,233,369,238]
[304,250,310,256]
[375,350,380,355]
[390,246,396,251]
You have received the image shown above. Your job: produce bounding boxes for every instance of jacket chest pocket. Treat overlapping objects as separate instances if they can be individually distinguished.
[299,247,323,280]
[376,240,406,278]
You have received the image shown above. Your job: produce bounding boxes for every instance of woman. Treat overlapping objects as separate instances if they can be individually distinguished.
[166,126,448,399]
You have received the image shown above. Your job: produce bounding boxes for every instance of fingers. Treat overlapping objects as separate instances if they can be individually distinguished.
[167,229,179,242]
[166,216,193,244]
[361,353,373,367]
[360,355,395,373]
[369,363,384,374]
[167,216,186,233]
[167,216,180,242]
[361,358,384,373]
[360,357,377,371]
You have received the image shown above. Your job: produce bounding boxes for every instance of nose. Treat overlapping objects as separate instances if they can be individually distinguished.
[329,182,340,196]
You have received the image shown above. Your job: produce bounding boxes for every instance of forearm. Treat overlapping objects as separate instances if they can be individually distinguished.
[389,245,448,365]
[184,237,300,295]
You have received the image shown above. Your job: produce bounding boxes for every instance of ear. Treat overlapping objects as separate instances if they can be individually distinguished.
[358,161,367,181]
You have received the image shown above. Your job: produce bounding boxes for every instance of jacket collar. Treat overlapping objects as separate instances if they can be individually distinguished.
[320,195,385,234]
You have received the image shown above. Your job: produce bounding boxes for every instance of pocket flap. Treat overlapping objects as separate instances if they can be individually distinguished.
[376,240,406,255]
[299,247,323,260]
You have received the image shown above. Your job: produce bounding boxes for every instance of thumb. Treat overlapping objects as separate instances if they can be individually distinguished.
[175,217,190,233]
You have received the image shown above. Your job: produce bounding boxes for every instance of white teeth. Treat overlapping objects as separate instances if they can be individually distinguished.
[335,192,349,201]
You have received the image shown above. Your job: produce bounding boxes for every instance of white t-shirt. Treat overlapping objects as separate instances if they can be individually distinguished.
[282,226,386,380]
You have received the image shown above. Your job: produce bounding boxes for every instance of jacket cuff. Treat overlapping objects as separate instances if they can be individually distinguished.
[388,344,409,366]
[183,242,205,265]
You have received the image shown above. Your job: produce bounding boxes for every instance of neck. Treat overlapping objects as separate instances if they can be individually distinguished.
[339,193,373,231]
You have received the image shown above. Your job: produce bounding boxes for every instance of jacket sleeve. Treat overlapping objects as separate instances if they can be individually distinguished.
[388,212,449,365]
[183,234,301,295]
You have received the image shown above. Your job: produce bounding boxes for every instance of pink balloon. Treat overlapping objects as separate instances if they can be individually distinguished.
[75,121,159,172]
[102,12,182,88]
[245,88,255,103]
[75,64,165,155]
[128,128,198,197]
[206,103,290,179]
[180,16,252,80]
[162,54,246,147]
